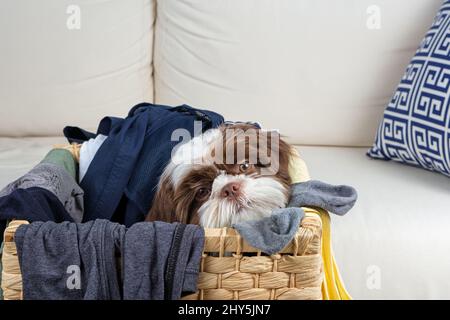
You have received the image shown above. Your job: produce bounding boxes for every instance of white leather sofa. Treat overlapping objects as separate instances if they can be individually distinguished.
[1,0,449,299]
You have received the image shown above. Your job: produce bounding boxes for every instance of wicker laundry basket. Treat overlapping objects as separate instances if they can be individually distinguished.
[1,212,322,300]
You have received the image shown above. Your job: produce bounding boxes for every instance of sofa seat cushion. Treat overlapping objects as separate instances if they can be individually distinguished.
[297,145,450,299]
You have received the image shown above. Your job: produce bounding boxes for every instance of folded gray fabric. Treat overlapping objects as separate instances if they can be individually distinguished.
[15,219,125,300]
[233,180,358,255]
[233,207,304,255]
[15,219,205,300]
[0,163,84,223]
[123,221,204,300]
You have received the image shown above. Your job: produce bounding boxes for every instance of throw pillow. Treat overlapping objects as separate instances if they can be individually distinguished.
[368,0,450,177]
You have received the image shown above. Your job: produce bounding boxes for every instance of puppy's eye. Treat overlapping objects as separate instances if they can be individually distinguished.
[239,161,251,172]
[196,187,211,200]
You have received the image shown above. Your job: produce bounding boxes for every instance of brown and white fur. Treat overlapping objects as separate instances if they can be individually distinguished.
[146,123,293,228]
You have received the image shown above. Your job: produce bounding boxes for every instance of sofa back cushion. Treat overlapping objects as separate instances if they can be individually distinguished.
[368,0,450,177]
[0,0,154,137]
[153,0,442,146]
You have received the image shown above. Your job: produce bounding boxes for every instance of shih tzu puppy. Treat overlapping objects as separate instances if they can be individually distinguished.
[146,123,293,228]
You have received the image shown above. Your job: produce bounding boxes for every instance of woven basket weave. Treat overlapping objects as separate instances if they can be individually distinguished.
[184,210,323,300]
[1,212,322,300]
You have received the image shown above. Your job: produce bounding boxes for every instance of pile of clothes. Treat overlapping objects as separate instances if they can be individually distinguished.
[0,103,224,300]
[0,148,83,231]
[15,219,204,300]
[0,103,225,232]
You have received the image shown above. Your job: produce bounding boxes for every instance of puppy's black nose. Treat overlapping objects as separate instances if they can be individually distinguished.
[220,182,242,199]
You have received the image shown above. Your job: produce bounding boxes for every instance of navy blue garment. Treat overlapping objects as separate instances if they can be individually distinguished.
[0,187,74,244]
[64,103,224,227]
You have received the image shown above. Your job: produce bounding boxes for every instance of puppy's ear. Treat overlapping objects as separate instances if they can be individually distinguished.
[146,174,176,223]
[276,135,295,185]
[173,195,193,225]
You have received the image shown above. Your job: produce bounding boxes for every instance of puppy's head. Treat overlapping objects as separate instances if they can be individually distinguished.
[147,123,293,228]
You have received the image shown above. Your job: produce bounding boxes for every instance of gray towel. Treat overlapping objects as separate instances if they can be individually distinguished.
[14,220,204,300]
[0,162,84,223]
[15,219,124,300]
[123,221,204,300]
[233,180,358,255]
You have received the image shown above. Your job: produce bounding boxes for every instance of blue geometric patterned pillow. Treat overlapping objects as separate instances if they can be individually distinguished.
[368,0,450,177]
